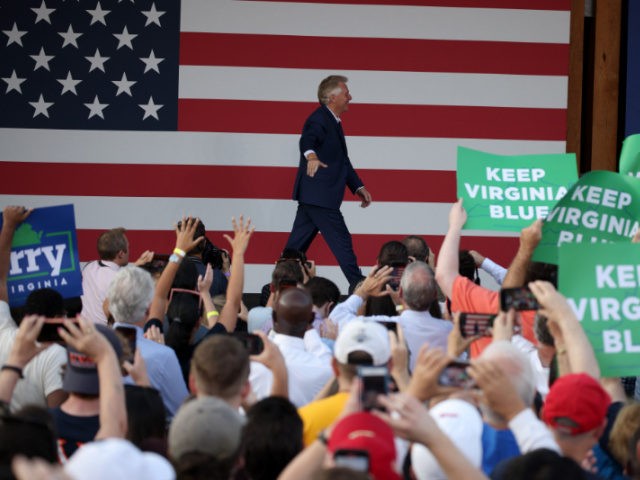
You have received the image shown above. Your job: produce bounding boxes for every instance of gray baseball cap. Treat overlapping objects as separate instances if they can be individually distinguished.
[168,396,245,461]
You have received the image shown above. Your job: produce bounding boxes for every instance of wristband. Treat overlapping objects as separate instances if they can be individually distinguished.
[317,430,329,446]
[395,305,404,312]
[206,310,219,319]
[173,248,186,258]
[1,365,24,379]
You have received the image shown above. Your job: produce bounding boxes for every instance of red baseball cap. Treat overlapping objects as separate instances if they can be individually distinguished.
[328,412,400,480]
[542,373,611,435]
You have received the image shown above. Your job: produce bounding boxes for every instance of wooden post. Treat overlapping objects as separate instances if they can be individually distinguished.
[590,0,622,171]
[567,0,585,169]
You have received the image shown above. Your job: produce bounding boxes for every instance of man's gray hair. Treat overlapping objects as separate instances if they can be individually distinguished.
[480,340,536,423]
[400,261,436,311]
[317,75,348,105]
[107,265,154,325]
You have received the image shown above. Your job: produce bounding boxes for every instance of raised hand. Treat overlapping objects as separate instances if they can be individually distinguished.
[197,263,214,294]
[223,215,255,256]
[6,315,50,368]
[354,265,393,300]
[58,316,112,362]
[519,219,543,254]
[134,250,154,266]
[175,216,205,253]
[448,198,467,230]
[447,312,480,358]
[406,344,455,402]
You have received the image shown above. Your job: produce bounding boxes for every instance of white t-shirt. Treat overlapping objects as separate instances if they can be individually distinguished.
[0,301,67,411]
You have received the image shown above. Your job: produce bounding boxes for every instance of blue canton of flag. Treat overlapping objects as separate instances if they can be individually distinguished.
[0,0,179,130]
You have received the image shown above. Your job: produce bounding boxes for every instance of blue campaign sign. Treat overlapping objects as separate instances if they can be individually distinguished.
[0,204,82,307]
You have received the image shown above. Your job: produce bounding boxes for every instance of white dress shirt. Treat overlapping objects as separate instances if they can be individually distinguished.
[250,329,332,407]
[330,294,453,371]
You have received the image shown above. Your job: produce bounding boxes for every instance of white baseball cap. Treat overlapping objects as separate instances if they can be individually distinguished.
[334,320,391,366]
[411,399,483,480]
[65,438,174,480]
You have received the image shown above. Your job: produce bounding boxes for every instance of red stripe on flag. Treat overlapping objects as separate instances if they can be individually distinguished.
[246,0,571,10]
[78,230,519,269]
[0,162,456,202]
[179,33,569,76]
[178,100,567,140]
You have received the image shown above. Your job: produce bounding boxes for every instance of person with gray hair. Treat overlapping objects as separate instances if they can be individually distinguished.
[330,261,452,371]
[478,340,537,425]
[285,74,373,291]
[108,265,188,418]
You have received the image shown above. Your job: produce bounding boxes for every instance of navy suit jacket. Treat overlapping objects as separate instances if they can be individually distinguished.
[292,105,364,210]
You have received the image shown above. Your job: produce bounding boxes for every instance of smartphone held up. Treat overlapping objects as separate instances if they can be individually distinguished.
[37,319,79,343]
[437,360,474,389]
[358,366,389,411]
[233,332,265,355]
[500,287,540,312]
[458,313,495,338]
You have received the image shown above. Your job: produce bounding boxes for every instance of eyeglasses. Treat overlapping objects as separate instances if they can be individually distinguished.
[168,288,203,309]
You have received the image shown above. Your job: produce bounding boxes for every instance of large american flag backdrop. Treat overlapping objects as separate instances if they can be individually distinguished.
[0,0,570,293]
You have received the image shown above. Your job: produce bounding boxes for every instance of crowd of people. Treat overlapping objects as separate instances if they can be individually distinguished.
[1,200,640,480]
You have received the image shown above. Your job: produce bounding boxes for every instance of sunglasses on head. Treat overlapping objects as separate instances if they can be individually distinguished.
[168,288,203,309]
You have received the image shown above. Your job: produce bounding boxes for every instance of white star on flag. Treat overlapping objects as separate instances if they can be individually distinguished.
[31,1,56,24]
[112,72,136,96]
[86,2,110,26]
[29,94,54,118]
[141,3,165,27]
[57,71,82,95]
[140,49,163,74]
[2,70,26,94]
[3,23,27,47]
[84,95,108,119]
[58,24,82,48]
[139,96,163,120]
[30,47,54,71]
[113,25,137,50]
[85,48,109,72]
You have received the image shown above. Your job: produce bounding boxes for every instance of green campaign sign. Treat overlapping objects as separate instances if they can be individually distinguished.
[456,147,577,231]
[533,171,640,264]
[619,134,640,178]
[559,243,640,377]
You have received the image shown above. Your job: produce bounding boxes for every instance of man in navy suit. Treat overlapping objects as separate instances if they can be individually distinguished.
[285,75,372,290]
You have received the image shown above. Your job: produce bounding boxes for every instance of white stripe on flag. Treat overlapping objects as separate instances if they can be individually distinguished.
[0,129,566,171]
[0,195,518,236]
[178,66,569,109]
[181,1,570,43]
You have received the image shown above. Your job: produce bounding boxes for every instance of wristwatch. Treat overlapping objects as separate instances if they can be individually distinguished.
[169,253,181,264]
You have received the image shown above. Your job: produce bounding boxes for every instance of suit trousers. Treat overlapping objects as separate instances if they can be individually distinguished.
[285,203,363,288]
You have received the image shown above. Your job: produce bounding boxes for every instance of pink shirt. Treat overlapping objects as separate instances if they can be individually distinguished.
[80,260,120,324]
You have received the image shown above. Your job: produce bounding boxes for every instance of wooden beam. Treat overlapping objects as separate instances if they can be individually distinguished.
[566,0,585,169]
[590,0,622,172]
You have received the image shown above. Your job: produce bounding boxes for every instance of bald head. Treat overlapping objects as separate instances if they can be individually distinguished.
[273,288,313,337]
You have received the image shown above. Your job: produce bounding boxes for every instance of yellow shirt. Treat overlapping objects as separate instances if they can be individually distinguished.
[298,392,350,447]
